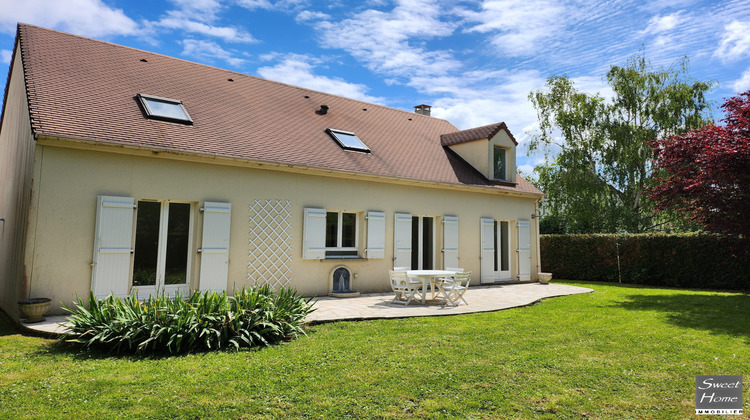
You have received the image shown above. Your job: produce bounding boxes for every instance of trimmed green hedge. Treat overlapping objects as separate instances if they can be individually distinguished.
[541,234,750,290]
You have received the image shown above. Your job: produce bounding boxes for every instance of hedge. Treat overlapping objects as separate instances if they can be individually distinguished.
[541,233,750,290]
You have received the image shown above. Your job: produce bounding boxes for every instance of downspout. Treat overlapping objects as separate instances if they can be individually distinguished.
[535,198,542,279]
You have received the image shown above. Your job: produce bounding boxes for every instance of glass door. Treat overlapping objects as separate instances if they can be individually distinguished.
[132,200,192,297]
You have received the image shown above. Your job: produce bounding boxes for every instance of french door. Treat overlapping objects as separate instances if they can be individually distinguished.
[411,216,436,270]
[481,218,511,283]
[132,200,192,297]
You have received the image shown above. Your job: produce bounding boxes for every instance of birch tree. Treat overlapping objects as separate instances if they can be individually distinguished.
[529,54,713,233]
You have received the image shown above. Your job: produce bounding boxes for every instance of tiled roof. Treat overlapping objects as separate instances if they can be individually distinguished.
[441,122,518,146]
[13,24,541,196]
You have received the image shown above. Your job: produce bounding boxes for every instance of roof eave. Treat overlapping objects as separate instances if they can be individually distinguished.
[36,134,543,198]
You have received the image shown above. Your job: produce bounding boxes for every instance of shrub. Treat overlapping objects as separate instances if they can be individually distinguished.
[541,233,750,290]
[62,285,315,354]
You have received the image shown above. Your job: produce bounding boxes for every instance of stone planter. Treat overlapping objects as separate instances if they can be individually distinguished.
[538,273,553,285]
[17,298,52,323]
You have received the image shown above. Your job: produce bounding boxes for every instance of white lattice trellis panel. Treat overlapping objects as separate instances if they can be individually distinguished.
[248,200,293,289]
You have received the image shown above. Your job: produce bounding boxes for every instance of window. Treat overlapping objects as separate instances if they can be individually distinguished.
[91,196,232,298]
[327,128,370,152]
[410,216,436,270]
[493,146,507,180]
[132,200,192,295]
[480,218,511,283]
[493,220,510,272]
[137,93,193,124]
[325,211,358,257]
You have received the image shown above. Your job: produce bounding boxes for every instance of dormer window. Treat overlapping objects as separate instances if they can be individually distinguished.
[137,93,193,124]
[493,146,507,180]
[327,129,370,152]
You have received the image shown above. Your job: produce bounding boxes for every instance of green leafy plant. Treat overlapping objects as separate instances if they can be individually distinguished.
[62,285,315,354]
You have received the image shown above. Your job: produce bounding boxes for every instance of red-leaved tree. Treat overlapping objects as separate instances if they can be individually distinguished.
[648,91,750,236]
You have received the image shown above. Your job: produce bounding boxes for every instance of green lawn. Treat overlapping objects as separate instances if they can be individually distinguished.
[1,281,748,419]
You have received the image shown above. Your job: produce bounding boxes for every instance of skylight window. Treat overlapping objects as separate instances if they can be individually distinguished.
[327,129,370,152]
[137,93,193,124]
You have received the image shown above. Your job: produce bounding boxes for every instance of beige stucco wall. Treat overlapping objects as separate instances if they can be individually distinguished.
[0,45,36,318]
[448,129,517,182]
[24,142,540,315]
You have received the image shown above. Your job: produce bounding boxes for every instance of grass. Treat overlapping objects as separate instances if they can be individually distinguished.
[0,281,748,419]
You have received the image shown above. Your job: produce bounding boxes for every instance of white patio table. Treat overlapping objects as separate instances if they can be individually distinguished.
[406,270,456,304]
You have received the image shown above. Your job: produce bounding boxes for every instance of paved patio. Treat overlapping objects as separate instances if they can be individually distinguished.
[21,282,592,336]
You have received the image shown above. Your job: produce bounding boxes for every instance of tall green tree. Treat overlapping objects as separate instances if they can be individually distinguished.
[528,54,713,233]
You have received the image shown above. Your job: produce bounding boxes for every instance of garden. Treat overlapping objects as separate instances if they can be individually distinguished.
[1,280,748,418]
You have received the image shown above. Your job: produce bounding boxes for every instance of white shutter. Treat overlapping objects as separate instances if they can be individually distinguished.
[302,208,326,260]
[198,202,232,292]
[442,216,459,269]
[517,220,531,281]
[366,211,386,259]
[480,217,495,284]
[393,212,412,268]
[91,196,135,298]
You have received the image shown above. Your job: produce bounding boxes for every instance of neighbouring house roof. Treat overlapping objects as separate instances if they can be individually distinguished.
[9,23,541,196]
[440,122,518,147]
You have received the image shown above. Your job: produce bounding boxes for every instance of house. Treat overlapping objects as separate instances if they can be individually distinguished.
[0,24,544,318]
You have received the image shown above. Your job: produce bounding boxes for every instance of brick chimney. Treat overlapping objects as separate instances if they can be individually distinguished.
[414,104,431,116]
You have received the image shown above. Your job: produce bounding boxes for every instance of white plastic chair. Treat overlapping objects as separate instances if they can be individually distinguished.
[439,271,471,306]
[389,270,423,305]
[439,267,464,283]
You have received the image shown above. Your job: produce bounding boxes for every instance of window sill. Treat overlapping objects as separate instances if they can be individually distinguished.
[322,257,367,262]
[491,179,516,187]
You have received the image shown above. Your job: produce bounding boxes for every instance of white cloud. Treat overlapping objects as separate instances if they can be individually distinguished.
[180,39,247,66]
[167,0,223,22]
[570,75,614,100]
[0,0,140,37]
[156,15,256,43]
[257,54,385,103]
[715,20,750,61]
[296,10,330,22]
[732,69,750,92]
[430,69,545,135]
[314,0,460,80]
[235,0,307,11]
[235,0,273,9]
[1,49,11,64]
[641,13,683,35]
[149,1,256,43]
[459,0,566,57]
[638,0,698,13]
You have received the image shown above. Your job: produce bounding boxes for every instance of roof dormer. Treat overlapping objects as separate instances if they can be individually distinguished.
[441,122,518,184]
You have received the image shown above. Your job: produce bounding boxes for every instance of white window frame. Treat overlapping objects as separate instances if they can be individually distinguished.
[136,93,193,124]
[493,145,508,181]
[495,220,511,280]
[132,199,193,298]
[326,128,370,152]
[325,210,360,258]
[411,215,436,270]
[480,217,512,283]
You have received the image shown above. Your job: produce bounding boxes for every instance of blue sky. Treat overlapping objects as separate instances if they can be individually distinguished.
[1,0,749,173]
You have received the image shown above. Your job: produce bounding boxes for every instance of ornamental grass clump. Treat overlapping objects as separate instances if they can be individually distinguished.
[62,285,315,354]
